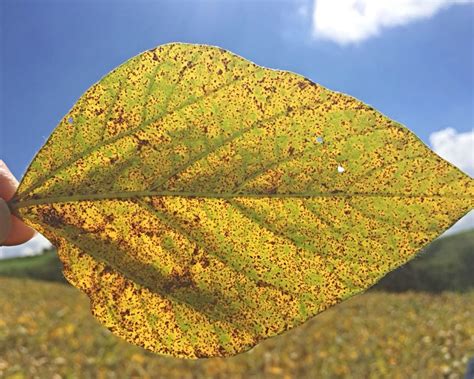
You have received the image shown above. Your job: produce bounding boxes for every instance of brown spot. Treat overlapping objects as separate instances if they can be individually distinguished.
[194,349,209,359]
[163,268,195,292]
[299,78,318,89]
[104,214,115,223]
[217,69,223,75]
[41,208,66,228]
[256,280,273,288]
[267,187,277,195]
[136,137,150,151]
[121,309,131,317]
[222,58,230,70]
[200,256,210,268]
[218,346,229,356]
[298,81,308,90]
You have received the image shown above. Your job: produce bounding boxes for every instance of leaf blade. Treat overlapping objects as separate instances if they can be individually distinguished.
[11,43,474,358]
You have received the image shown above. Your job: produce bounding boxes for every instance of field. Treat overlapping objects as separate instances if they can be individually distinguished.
[1,277,473,378]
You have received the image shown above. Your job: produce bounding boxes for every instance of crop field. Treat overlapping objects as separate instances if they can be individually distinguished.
[1,277,473,378]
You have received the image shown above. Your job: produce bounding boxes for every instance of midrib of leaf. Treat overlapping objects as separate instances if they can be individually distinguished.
[10,191,472,210]
[20,93,457,211]
[17,63,260,201]
[18,99,434,211]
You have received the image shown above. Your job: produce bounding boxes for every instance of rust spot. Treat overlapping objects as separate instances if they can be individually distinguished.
[298,81,308,90]
[163,268,195,292]
[104,214,115,223]
[200,256,210,268]
[41,208,66,228]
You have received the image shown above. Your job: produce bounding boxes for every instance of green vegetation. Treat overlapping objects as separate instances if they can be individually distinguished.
[1,229,473,292]
[375,229,474,292]
[1,277,472,378]
[0,248,66,283]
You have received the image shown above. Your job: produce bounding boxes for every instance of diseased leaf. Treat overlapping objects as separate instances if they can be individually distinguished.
[9,43,473,358]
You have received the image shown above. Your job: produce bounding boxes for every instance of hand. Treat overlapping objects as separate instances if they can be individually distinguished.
[0,160,36,245]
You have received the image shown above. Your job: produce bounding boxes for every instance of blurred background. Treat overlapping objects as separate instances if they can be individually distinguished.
[1,0,473,377]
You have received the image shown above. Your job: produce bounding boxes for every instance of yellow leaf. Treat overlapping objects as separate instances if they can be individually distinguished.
[9,43,473,358]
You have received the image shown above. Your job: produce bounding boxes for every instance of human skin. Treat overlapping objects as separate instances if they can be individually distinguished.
[0,160,35,245]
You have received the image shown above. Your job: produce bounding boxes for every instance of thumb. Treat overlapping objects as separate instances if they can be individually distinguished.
[0,160,36,246]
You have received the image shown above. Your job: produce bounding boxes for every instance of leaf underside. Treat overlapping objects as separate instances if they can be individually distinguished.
[11,43,473,358]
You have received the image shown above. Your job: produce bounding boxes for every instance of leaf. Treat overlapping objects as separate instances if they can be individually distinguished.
[9,43,473,358]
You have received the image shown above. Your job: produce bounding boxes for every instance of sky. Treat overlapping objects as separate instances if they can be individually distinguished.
[0,0,473,257]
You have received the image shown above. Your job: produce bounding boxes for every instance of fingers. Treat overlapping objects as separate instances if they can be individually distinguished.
[0,160,19,200]
[0,160,36,245]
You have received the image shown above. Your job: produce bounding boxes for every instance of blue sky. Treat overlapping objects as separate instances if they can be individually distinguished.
[2,0,473,178]
[1,0,473,255]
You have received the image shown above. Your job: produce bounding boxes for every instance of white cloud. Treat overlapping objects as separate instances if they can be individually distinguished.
[0,233,52,259]
[444,210,474,235]
[429,127,474,235]
[312,0,473,45]
[429,127,474,177]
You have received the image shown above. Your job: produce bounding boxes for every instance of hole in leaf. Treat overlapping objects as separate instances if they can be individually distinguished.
[68,117,74,124]
[337,165,345,173]
[315,136,323,144]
